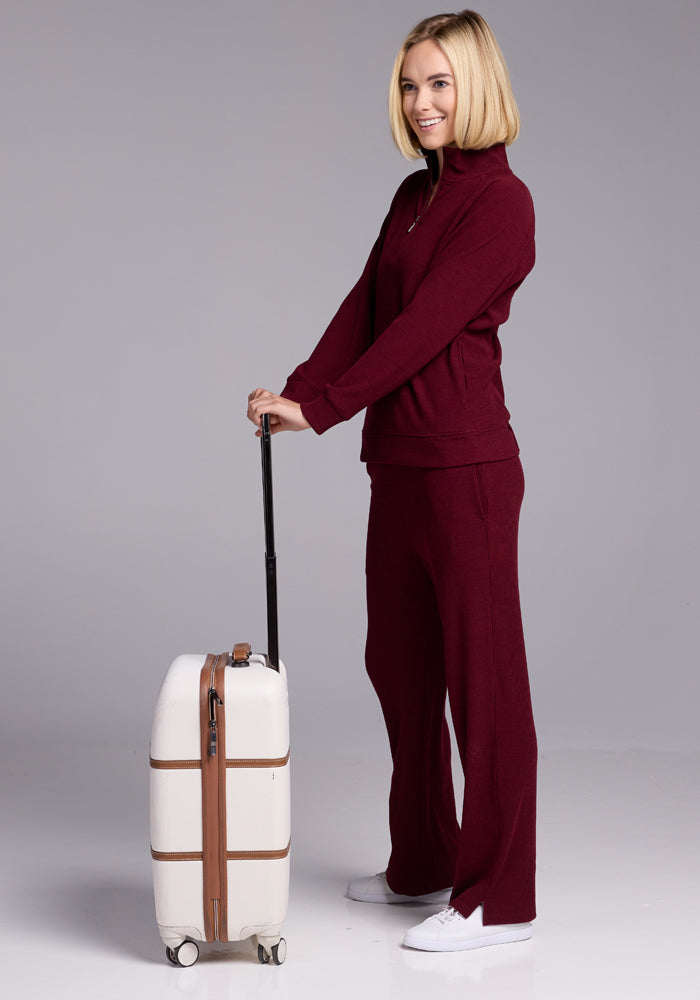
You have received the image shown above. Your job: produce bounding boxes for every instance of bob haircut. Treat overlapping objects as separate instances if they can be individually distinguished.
[388,10,520,159]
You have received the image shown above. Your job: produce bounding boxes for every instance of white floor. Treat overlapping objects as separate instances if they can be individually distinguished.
[2,744,698,1000]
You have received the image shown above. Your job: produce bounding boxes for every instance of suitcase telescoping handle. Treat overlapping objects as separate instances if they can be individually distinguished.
[260,413,279,671]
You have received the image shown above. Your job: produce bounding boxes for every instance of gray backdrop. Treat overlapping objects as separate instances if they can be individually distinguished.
[1,0,698,756]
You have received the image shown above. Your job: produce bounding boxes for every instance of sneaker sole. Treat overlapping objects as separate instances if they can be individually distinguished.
[403,924,533,952]
[346,888,453,905]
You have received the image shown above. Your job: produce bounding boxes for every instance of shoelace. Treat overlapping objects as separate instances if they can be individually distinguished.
[436,906,462,924]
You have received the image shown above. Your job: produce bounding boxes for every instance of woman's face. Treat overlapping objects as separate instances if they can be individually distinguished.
[401,40,457,150]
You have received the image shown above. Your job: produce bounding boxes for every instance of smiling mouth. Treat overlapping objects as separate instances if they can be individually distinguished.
[417,117,445,129]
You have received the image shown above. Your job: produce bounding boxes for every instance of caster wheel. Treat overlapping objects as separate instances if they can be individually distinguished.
[257,943,270,964]
[173,940,199,967]
[165,946,178,966]
[271,938,287,965]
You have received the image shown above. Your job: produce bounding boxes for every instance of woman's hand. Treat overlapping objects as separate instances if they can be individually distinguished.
[246,388,311,437]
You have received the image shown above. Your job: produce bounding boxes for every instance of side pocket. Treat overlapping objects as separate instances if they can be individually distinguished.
[472,462,489,519]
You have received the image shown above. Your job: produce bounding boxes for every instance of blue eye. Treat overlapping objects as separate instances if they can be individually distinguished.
[402,82,415,92]
[434,80,448,88]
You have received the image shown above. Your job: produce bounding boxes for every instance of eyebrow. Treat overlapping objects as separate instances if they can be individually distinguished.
[400,73,454,82]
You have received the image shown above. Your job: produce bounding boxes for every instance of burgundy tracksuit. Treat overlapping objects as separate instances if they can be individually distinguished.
[283,143,538,923]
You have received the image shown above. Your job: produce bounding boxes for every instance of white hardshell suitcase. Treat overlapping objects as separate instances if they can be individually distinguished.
[149,416,290,967]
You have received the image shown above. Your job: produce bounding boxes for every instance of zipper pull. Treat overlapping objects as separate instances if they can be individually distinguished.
[407,215,420,233]
[208,687,223,757]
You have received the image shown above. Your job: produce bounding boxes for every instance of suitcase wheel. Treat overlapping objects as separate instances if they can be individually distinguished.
[166,940,200,968]
[271,939,287,965]
[257,937,286,966]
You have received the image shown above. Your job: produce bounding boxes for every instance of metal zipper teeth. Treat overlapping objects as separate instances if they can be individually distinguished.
[408,170,436,232]
[208,654,222,757]
[209,655,218,704]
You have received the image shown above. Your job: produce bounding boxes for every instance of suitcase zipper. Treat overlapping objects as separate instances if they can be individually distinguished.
[213,655,229,942]
[200,653,228,942]
[208,670,223,757]
[208,657,222,942]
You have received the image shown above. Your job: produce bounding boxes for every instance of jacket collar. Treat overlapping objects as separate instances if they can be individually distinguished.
[422,142,509,185]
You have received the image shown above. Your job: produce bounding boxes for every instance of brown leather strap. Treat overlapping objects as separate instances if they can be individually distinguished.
[151,840,290,863]
[225,750,290,769]
[149,750,290,770]
[227,839,291,861]
[149,757,201,770]
[200,654,219,943]
[232,642,252,662]
[213,656,229,942]
[151,849,203,862]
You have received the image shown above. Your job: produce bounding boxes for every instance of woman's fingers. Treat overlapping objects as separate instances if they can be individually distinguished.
[253,415,284,438]
[246,391,311,434]
[246,388,274,425]
[247,387,273,403]
[257,411,282,436]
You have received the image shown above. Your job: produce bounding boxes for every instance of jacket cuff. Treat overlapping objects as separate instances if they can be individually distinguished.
[281,374,319,404]
[300,393,346,435]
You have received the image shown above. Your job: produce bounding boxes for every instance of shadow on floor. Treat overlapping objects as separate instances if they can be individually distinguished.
[19,875,279,967]
[19,877,161,964]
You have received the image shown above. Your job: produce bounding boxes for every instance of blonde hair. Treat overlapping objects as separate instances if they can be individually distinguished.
[388,10,520,158]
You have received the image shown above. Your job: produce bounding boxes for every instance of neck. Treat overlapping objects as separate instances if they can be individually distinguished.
[435,146,444,179]
[424,147,443,188]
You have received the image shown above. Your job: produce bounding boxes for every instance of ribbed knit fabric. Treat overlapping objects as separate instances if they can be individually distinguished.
[281,143,538,924]
[282,143,535,467]
[365,458,538,924]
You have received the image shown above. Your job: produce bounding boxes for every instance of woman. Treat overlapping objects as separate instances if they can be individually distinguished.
[247,10,538,953]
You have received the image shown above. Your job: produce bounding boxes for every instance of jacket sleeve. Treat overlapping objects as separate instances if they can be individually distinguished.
[280,237,381,404]
[300,177,536,434]
[280,182,408,404]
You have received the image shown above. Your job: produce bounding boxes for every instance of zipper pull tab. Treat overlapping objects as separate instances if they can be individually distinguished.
[407,214,421,234]
[208,687,223,757]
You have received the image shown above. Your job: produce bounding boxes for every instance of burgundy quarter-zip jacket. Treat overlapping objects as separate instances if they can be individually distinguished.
[282,142,535,467]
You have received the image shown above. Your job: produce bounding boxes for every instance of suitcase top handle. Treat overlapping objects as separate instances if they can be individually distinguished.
[261,413,279,671]
[232,642,252,663]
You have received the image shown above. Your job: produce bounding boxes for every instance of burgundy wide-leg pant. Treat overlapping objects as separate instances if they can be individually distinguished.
[364,457,538,925]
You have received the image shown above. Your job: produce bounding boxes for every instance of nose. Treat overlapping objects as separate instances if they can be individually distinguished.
[414,93,430,112]
[416,86,433,112]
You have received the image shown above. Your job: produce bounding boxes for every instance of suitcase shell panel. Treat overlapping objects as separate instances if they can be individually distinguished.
[150,654,202,761]
[226,856,290,941]
[150,770,203,852]
[151,860,206,945]
[223,655,289,760]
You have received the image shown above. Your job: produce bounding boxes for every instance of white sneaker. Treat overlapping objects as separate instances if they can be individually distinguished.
[403,905,533,952]
[346,871,453,905]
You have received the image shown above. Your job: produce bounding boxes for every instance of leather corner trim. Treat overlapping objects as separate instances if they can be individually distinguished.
[150,757,201,770]
[226,750,290,769]
[226,839,291,861]
[150,749,290,770]
[151,841,290,863]
[151,848,203,862]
